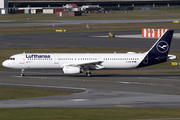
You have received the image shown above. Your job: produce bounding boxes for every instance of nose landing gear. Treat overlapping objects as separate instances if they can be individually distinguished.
[21,69,25,76]
[86,71,91,77]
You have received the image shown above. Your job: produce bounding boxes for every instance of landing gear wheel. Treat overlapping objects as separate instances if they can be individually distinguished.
[21,73,24,76]
[86,71,91,77]
[21,69,25,76]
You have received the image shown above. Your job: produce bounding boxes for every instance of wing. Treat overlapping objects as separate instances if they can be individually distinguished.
[77,61,104,70]
[62,61,104,70]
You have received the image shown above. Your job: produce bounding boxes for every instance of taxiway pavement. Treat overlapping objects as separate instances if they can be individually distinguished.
[0,29,180,50]
[0,30,180,108]
[1,19,180,27]
[0,69,180,108]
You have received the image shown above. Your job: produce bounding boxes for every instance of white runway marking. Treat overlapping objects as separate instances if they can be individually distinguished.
[138,77,180,81]
[65,99,91,102]
[118,82,131,84]
[0,83,87,92]
[117,81,173,86]
[91,34,144,38]
[91,33,180,39]
[13,76,23,78]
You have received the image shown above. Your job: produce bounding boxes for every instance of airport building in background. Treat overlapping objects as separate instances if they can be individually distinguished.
[0,0,8,8]
[7,0,180,8]
[1,0,180,14]
[0,0,9,14]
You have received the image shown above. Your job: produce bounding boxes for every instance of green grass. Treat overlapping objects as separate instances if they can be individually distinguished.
[0,22,180,35]
[0,9,180,35]
[0,10,180,20]
[0,108,180,120]
[0,86,72,100]
[0,7,180,119]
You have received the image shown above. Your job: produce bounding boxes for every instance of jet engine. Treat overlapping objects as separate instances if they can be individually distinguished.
[63,66,83,74]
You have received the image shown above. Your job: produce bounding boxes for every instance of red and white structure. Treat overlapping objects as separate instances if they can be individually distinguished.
[142,29,169,38]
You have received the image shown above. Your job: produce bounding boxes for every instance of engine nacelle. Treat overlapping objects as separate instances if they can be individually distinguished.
[63,66,83,74]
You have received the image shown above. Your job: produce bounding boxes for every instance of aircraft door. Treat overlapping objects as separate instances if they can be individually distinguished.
[97,56,102,61]
[54,55,59,64]
[143,55,148,64]
[20,55,25,64]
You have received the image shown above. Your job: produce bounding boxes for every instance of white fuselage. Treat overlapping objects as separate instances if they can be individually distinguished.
[2,30,176,76]
[2,53,147,70]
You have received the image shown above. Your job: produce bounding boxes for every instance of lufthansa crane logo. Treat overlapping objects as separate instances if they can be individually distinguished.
[156,41,169,53]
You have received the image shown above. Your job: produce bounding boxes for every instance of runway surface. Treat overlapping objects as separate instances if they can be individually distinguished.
[0,29,180,50]
[0,69,180,108]
[0,30,180,108]
[1,19,180,27]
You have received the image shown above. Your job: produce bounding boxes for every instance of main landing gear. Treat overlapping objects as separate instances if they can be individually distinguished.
[86,71,91,77]
[21,69,25,76]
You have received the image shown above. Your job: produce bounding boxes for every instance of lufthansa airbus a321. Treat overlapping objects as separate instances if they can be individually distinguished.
[2,30,176,77]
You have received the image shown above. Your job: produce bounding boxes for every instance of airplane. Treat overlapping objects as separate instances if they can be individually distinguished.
[2,30,176,77]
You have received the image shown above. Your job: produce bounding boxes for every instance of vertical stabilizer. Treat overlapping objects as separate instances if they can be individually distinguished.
[148,30,173,56]
[137,30,174,68]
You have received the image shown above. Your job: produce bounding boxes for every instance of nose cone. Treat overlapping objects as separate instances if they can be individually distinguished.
[2,60,8,68]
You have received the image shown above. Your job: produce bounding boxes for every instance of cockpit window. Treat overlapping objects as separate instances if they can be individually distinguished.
[8,58,15,60]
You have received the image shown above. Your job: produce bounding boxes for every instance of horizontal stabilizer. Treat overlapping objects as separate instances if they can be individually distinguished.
[168,54,177,61]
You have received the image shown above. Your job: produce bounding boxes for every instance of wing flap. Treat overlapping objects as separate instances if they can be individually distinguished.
[62,61,104,70]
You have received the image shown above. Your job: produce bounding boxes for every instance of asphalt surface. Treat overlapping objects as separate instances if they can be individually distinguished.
[1,19,180,27]
[0,29,180,50]
[0,69,180,108]
[0,30,180,108]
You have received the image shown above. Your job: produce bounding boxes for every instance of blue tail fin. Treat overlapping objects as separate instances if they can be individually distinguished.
[137,30,174,68]
[148,30,173,56]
